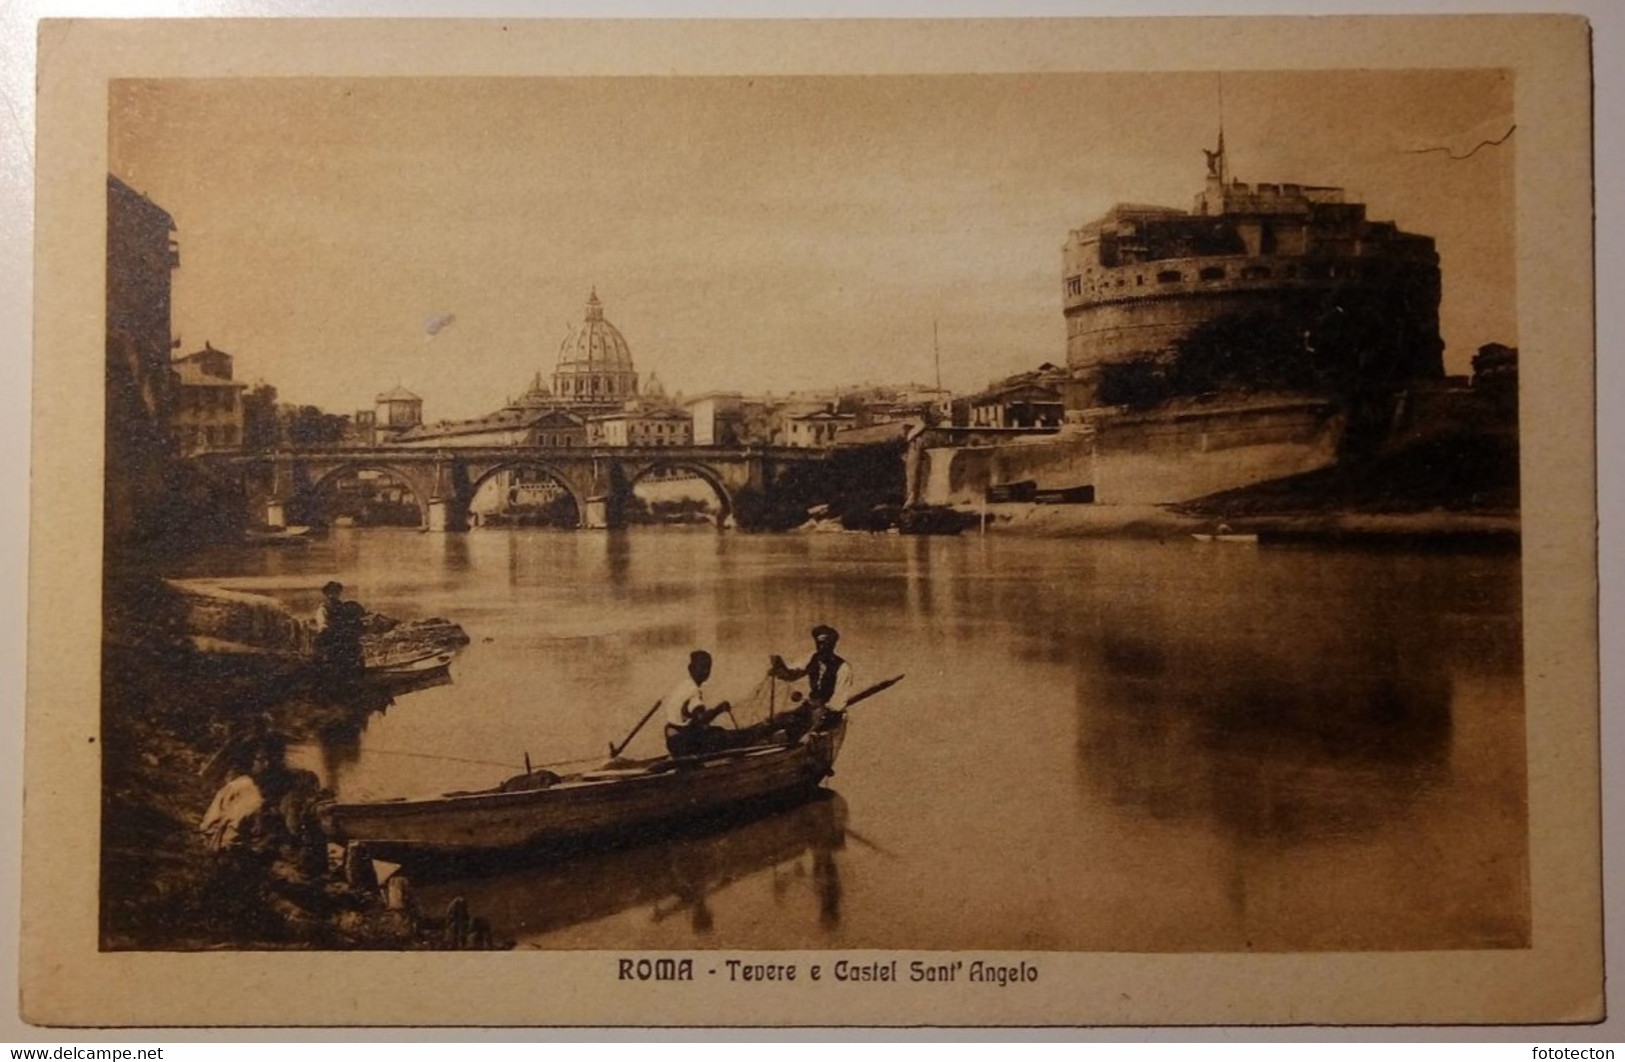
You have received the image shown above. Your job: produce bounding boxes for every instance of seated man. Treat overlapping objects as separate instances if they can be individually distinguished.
[664,650,738,759]
[312,580,366,680]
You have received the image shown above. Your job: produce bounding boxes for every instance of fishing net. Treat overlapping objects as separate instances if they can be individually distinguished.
[723,673,812,730]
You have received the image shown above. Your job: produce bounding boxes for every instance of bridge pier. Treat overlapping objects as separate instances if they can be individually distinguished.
[425,495,470,533]
[580,494,634,530]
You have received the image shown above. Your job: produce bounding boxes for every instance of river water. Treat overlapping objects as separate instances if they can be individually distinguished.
[175,526,1528,952]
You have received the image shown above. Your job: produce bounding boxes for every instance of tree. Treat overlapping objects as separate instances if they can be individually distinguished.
[241,383,280,451]
[284,404,351,447]
[1097,355,1169,410]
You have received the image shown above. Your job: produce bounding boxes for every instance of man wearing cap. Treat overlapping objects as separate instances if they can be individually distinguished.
[768,625,854,740]
[664,650,737,758]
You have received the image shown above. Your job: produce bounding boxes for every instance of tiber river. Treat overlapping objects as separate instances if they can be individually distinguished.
[176,526,1529,953]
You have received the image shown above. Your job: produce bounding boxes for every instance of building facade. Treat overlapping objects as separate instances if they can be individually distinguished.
[106,176,181,544]
[1061,142,1443,409]
[373,385,424,444]
[685,392,746,446]
[391,406,587,449]
[170,343,248,455]
[968,382,1066,429]
[864,386,954,426]
[586,407,694,447]
[780,410,856,448]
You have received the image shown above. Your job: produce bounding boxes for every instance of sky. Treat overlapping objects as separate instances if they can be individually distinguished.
[109,70,1516,422]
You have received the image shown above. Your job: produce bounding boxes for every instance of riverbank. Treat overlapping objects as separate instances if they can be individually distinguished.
[918,428,1521,547]
[100,572,491,950]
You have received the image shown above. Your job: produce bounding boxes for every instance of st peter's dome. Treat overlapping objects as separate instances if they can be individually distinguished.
[552,289,639,405]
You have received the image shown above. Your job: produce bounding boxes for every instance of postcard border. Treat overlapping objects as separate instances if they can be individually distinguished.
[23,14,1599,1027]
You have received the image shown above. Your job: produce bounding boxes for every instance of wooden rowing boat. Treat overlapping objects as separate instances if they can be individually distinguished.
[319,712,848,860]
[364,646,457,678]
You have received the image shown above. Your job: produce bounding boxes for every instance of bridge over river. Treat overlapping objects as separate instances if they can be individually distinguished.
[210,445,834,531]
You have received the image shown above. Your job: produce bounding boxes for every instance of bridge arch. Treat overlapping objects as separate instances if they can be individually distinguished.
[623,459,737,528]
[303,462,431,527]
[464,459,589,529]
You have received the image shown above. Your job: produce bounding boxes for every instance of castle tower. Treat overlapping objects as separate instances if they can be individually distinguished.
[1060,150,1443,410]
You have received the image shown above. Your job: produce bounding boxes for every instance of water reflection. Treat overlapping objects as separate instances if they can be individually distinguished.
[284,665,456,786]
[1065,549,1458,846]
[1074,670,1452,843]
[441,533,471,573]
[413,791,849,946]
[176,529,1527,951]
[606,528,631,588]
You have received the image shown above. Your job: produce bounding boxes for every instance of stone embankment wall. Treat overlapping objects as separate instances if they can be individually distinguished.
[167,580,310,655]
[1090,400,1343,505]
[918,434,1095,507]
[913,400,1342,507]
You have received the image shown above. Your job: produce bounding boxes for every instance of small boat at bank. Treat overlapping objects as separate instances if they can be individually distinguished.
[244,525,316,546]
[320,713,849,861]
[1191,522,1259,544]
[362,649,456,693]
[356,617,469,688]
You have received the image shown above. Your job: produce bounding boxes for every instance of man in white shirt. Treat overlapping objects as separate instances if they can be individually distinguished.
[664,650,736,758]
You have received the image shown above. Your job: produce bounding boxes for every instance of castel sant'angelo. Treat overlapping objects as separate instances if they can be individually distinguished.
[909,137,1484,510]
[1060,135,1444,411]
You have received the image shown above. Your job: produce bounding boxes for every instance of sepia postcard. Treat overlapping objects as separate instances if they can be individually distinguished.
[22,15,1598,1027]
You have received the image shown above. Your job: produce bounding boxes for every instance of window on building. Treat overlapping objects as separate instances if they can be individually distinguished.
[1199,266,1225,281]
[1157,270,1183,284]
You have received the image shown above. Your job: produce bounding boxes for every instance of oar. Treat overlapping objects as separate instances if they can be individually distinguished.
[844,826,900,860]
[844,674,904,709]
[609,699,664,758]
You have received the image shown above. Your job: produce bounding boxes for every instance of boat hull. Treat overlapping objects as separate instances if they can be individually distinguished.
[321,716,846,859]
